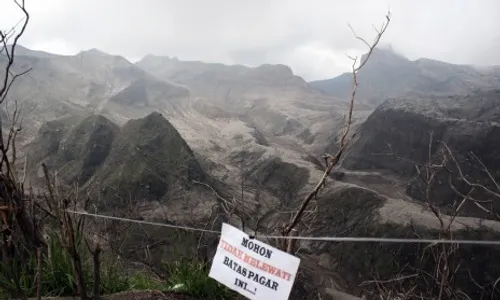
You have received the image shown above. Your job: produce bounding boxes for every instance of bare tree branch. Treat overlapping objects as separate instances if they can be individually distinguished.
[442,143,500,199]
[282,11,391,240]
[0,0,30,102]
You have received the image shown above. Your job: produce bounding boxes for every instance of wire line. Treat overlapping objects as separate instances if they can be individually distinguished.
[68,210,220,234]
[67,210,500,246]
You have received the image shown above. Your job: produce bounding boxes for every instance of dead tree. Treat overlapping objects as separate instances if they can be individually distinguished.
[280,11,392,251]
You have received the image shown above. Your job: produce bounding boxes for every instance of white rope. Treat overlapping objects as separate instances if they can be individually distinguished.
[68,210,220,234]
[257,235,500,246]
[67,210,500,246]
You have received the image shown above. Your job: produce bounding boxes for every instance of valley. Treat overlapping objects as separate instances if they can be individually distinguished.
[2,44,500,299]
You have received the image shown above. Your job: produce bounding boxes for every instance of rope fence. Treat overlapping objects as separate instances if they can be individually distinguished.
[69,210,500,246]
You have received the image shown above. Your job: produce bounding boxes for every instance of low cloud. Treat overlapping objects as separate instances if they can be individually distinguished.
[2,0,499,80]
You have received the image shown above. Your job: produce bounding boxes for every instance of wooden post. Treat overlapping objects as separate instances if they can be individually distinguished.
[37,247,43,300]
[286,229,299,254]
[92,239,101,299]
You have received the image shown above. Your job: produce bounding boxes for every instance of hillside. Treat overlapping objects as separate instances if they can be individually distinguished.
[135,54,368,156]
[297,186,500,298]
[26,112,229,267]
[28,112,210,211]
[1,47,190,146]
[341,89,500,218]
[3,46,370,197]
[28,114,119,186]
[309,48,500,106]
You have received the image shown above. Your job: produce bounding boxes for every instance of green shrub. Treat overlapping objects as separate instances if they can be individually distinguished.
[0,232,86,298]
[0,250,37,299]
[1,227,238,300]
[97,258,130,294]
[128,272,169,291]
[0,235,236,299]
[163,259,236,300]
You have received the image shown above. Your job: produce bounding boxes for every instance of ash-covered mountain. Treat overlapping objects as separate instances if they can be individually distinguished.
[26,111,229,265]
[4,46,354,228]
[9,44,500,221]
[4,46,361,186]
[1,46,190,146]
[7,44,500,298]
[135,54,359,153]
[309,48,500,106]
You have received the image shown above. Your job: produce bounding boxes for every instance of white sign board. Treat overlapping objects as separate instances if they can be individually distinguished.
[209,223,301,300]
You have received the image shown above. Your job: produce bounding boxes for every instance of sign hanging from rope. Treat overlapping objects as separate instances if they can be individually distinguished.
[209,223,301,300]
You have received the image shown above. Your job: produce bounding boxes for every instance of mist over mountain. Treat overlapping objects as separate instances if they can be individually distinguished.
[3,46,365,188]
[135,54,354,151]
[8,43,500,224]
[309,48,500,106]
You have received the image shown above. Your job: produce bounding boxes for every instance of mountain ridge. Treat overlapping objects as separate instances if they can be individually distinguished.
[309,48,500,106]
[8,45,500,84]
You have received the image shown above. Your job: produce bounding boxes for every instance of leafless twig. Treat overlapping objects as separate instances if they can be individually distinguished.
[281,11,391,245]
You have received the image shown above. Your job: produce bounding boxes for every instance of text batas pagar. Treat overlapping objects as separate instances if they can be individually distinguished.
[209,223,301,300]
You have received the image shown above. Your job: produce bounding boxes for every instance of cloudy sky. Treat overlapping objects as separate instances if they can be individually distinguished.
[2,0,500,81]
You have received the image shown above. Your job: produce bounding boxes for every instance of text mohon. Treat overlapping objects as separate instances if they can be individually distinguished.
[209,223,301,300]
